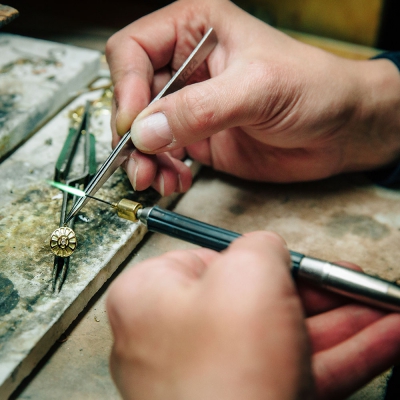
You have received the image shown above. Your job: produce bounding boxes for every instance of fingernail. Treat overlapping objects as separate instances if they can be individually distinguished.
[154,172,165,196]
[131,112,172,151]
[159,173,165,197]
[128,155,139,190]
[177,174,183,193]
[116,109,131,136]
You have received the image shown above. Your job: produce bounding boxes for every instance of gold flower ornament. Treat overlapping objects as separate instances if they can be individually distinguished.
[50,227,77,257]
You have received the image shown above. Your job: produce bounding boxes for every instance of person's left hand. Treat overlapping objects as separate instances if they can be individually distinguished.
[107,232,400,400]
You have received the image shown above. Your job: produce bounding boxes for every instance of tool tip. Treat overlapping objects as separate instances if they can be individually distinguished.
[64,213,73,225]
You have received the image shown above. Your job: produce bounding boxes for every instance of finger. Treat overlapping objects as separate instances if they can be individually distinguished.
[297,282,349,317]
[199,231,311,384]
[167,148,187,160]
[123,150,157,191]
[130,64,270,153]
[156,248,217,280]
[151,67,172,99]
[307,303,387,353]
[204,231,294,303]
[151,153,192,196]
[110,248,218,306]
[298,261,364,316]
[107,36,153,135]
[106,2,212,137]
[123,150,192,193]
[186,138,213,166]
[111,97,119,146]
[313,313,400,400]
[105,14,174,136]
[107,248,217,326]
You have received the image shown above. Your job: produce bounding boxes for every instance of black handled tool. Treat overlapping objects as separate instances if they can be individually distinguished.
[115,200,400,313]
[47,180,400,313]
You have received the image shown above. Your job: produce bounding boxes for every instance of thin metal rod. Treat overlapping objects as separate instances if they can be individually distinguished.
[85,194,113,206]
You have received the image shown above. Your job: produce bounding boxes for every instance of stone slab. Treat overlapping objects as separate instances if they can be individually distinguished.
[0,33,101,158]
[0,85,197,398]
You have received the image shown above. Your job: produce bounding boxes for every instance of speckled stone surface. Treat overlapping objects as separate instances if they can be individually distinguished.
[0,33,101,158]
[11,167,400,400]
[0,86,192,398]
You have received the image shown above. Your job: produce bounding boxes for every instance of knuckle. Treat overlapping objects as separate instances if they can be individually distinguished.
[112,79,133,107]
[106,270,151,344]
[106,269,144,324]
[248,230,287,249]
[105,33,118,60]
[112,83,122,103]
[226,246,262,264]
[178,85,215,133]
[242,61,292,123]
[254,230,285,243]
[233,231,288,257]
[106,279,127,321]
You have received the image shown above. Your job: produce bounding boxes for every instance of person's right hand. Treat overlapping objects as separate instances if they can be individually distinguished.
[106,0,400,196]
[107,231,400,400]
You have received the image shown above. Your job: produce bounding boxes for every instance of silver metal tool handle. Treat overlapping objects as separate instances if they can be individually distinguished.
[139,206,400,313]
[298,257,400,312]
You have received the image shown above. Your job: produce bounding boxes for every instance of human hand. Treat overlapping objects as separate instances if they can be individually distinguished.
[106,232,400,400]
[107,231,313,399]
[298,266,400,399]
[106,0,400,196]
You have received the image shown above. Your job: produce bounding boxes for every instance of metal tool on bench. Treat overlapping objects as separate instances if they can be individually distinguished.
[103,199,400,313]
[49,102,96,292]
[131,204,400,313]
[54,27,400,311]
[64,27,218,225]
[48,180,400,313]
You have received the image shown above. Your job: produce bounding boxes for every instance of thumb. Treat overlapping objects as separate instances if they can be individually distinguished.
[130,66,265,153]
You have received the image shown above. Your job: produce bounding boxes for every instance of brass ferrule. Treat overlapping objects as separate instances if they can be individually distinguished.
[113,199,143,222]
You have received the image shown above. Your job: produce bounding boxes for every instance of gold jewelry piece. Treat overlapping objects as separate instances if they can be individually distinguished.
[50,227,77,257]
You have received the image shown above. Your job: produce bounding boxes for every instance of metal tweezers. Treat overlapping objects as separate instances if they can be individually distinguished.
[65,28,218,224]
[52,101,96,292]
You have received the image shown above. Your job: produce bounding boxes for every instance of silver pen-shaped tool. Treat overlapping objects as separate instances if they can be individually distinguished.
[48,179,400,313]
[135,205,400,312]
[65,28,218,224]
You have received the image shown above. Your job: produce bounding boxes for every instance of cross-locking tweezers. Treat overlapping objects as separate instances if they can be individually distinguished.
[65,28,218,224]
[52,102,96,292]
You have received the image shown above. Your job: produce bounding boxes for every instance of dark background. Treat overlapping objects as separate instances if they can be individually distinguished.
[376,0,400,50]
[2,0,400,51]
[2,0,175,51]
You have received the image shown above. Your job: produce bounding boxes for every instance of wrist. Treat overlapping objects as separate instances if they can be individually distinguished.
[343,57,400,172]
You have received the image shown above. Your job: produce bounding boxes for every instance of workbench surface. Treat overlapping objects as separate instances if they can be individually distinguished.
[12,166,400,400]
[6,31,400,400]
